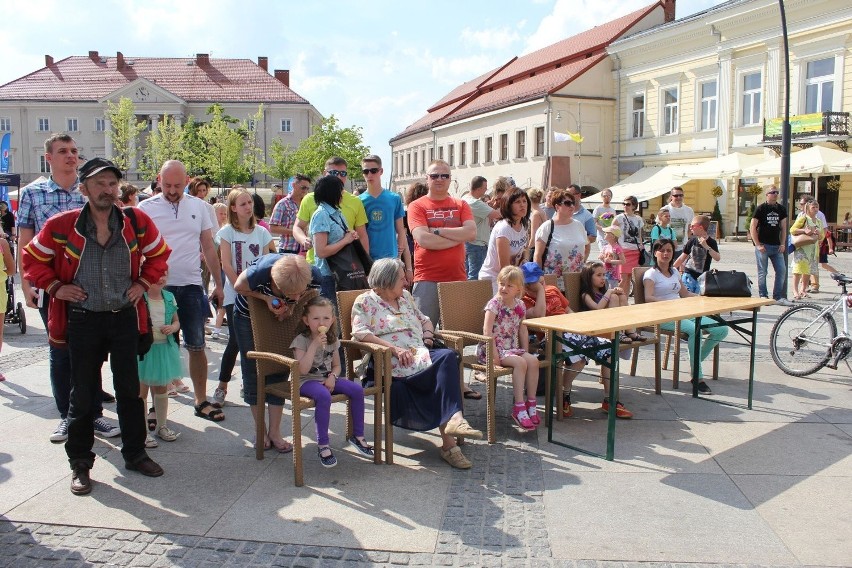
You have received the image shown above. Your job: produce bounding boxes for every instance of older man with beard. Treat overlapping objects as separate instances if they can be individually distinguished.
[138,160,225,422]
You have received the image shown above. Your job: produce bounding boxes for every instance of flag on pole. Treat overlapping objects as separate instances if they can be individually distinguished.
[554,131,584,143]
[0,133,10,204]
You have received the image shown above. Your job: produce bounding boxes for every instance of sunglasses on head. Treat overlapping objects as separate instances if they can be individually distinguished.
[362,167,380,175]
[327,169,348,178]
[428,173,451,180]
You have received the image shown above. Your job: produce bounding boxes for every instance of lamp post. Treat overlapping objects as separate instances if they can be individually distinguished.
[779,0,792,298]
[557,107,583,188]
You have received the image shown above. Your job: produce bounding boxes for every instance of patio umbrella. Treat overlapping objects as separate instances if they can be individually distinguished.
[827,152,852,174]
[744,145,852,177]
[671,152,767,180]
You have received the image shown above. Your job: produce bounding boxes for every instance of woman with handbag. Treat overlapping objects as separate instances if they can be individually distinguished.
[479,188,532,292]
[533,187,586,291]
[790,198,824,300]
[613,195,645,293]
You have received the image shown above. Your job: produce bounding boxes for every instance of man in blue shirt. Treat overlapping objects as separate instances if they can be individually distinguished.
[567,184,596,261]
[359,155,413,283]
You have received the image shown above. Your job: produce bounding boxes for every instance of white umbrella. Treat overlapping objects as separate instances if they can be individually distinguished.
[744,145,852,177]
[827,153,852,174]
[671,152,767,180]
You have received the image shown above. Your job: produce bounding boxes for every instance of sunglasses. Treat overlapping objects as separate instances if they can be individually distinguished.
[327,169,348,178]
[671,194,684,198]
[362,167,380,175]
[767,190,779,195]
[428,173,451,180]
[555,199,575,207]
[622,203,634,207]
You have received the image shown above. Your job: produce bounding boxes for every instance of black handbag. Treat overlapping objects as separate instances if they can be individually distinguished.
[699,269,752,297]
[327,215,373,291]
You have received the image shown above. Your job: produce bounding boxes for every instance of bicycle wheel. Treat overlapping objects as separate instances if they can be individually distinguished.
[770,303,837,376]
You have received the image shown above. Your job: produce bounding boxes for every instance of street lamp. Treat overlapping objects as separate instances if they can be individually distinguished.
[779,0,792,298]
[556,106,583,188]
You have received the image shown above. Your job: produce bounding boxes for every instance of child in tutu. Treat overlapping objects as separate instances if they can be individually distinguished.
[139,273,183,446]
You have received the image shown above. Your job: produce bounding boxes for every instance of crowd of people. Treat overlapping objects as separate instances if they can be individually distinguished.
[7,132,846,495]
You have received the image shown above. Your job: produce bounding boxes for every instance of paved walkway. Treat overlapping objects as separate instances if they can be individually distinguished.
[0,242,850,567]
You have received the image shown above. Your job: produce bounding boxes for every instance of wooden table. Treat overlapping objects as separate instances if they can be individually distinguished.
[526,296,774,460]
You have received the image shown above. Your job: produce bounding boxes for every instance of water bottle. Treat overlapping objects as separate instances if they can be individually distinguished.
[271,298,282,309]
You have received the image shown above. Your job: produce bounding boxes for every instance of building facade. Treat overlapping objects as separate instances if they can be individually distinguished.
[0,52,322,184]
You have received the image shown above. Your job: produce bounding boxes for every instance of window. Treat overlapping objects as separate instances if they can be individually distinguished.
[805,58,835,113]
[413,151,417,173]
[472,139,479,164]
[500,133,508,161]
[429,147,434,162]
[38,118,50,132]
[631,95,644,138]
[448,144,454,166]
[516,130,526,159]
[247,119,256,132]
[535,126,545,157]
[145,119,153,132]
[280,119,291,132]
[662,87,678,135]
[741,72,762,126]
[399,154,404,175]
[66,118,78,132]
[700,80,717,131]
[95,117,106,132]
[438,146,444,160]
[459,141,466,166]
[485,136,493,162]
[406,153,411,174]
[421,149,426,171]
[39,155,49,173]
[0,118,10,131]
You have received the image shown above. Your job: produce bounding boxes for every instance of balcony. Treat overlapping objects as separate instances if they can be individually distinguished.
[762,111,850,152]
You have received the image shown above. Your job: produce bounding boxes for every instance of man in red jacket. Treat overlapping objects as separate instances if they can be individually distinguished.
[23,158,171,496]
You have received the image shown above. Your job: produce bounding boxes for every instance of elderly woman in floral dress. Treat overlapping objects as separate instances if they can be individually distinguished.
[351,258,482,469]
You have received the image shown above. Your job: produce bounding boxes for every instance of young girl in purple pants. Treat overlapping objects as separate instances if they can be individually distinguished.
[290,296,373,468]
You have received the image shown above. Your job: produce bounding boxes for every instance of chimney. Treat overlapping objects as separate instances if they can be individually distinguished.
[196,53,209,65]
[89,50,99,62]
[45,54,54,66]
[116,51,124,69]
[258,56,268,72]
[662,0,676,23]
[274,69,290,87]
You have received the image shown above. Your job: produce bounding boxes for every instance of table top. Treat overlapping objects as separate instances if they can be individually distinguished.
[525,296,774,336]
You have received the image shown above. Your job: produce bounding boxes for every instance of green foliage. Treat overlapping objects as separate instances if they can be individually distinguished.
[139,114,183,179]
[241,105,266,188]
[199,105,249,190]
[105,97,146,174]
[711,199,724,238]
[286,115,370,180]
[267,138,295,184]
[744,201,757,234]
[179,116,207,177]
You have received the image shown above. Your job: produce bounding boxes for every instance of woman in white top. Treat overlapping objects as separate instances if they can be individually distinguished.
[642,238,727,394]
[613,194,645,293]
[479,188,531,292]
[533,187,587,290]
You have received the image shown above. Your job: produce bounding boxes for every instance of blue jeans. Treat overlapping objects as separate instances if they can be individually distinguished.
[465,243,487,280]
[755,244,786,300]
[165,285,208,350]
[681,273,700,294]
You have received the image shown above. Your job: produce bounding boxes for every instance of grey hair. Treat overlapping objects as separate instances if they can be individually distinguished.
[368,258,405,290]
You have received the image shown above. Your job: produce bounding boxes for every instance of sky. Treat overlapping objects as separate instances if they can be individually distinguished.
[0,0,724,185]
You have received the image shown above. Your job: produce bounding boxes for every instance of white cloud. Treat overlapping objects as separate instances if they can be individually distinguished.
[430,54,503,86]
[460,26,521,50]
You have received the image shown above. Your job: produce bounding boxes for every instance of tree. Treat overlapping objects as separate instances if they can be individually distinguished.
[199,105,248,193]
[105,97,146,175]
[241,104,265,189]
[139,114,183,179]
[179,116,207,177]
[267,138,295,185]
[286,115,370,180]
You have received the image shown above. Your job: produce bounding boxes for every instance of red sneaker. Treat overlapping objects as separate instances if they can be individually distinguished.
[600,399,633,419]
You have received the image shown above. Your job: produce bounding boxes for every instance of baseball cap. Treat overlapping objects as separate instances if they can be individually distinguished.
[520,262,544,284]
[602,225,622,238]
[79,158,122,182]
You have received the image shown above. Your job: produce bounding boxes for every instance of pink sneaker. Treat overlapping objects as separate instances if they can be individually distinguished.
[526,399,540,426]
[512,406,536,430]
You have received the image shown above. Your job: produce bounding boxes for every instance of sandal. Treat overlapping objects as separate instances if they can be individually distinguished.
[463,389,482,400]
[173,379,191,393]
[147,407,157,431]
[627,332,645,342]
[619,336,633,344]
[271,438,293,454]
[194,401,225,422]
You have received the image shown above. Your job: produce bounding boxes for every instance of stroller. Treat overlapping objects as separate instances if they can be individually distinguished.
[4,240,25,333]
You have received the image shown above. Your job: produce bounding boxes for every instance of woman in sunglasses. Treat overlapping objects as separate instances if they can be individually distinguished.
[533,187,586,290]
[612,195,645,293]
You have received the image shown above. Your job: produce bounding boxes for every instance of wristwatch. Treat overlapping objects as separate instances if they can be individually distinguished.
[432,228,441,236]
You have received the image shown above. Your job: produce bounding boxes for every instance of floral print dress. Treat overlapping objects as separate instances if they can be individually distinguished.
[477,296,528,364]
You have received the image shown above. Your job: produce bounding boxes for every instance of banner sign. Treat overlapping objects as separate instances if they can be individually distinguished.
[765,113,823,137]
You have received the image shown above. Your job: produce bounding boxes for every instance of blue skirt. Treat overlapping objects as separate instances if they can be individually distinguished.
[389,348,463,432]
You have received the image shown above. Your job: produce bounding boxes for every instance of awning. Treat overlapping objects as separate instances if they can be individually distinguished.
[671,152,767,180]
[743,145,852,177]
[583,165,681,207]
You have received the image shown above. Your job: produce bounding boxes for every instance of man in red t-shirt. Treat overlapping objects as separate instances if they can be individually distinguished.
[407,159,475,326]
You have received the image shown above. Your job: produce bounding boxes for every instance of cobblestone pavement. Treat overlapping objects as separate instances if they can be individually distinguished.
[1,241,848,567]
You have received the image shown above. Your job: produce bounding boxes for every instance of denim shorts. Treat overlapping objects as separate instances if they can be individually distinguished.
[165,285,207,351]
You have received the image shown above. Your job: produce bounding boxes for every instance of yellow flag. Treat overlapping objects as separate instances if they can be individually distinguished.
[567,131,584,143]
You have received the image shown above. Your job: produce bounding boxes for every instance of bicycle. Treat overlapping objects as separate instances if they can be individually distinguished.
[770,272,852,376]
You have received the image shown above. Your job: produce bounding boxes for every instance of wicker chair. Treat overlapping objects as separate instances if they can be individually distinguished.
[246,291,383,486]
[631,266,718,389]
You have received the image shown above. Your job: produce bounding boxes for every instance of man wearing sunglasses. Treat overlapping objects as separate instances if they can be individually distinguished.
[750,185,790,304]
[407,160,476,326]
[661,186,695,252]
[292,156,369,269]
[359,155,413,284]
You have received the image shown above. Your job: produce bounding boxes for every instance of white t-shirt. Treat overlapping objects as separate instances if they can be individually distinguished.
[535,219,587,276]
[217,224,274,306]
[592,204,616,244]
[478,220,528,282]
[138,194,213,286]
[643,267,682,301]
[614,213,645,251]
[661,203,695,245]
[203,200,218,233]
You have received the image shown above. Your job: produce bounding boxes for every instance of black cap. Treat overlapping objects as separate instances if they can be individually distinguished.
[79,158,122,182]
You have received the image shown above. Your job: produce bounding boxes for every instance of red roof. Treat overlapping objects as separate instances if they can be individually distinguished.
[0,55,310,104]
[391,1,663,142]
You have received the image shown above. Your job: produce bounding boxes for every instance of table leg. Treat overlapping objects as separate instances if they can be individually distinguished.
[692,317,702,398]
[546,330,556,440]
[606,331,621,461]
[747,309,758,409]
